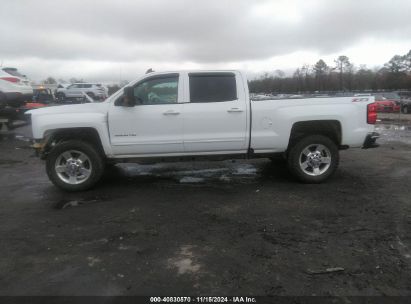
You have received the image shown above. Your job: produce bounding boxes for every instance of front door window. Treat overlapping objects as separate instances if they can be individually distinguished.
[133,76,178,105]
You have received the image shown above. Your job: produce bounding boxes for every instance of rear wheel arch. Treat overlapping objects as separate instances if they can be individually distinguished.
[287,120,342,151]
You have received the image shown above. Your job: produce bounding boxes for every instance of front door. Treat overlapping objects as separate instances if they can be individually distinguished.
[108,73,184,156]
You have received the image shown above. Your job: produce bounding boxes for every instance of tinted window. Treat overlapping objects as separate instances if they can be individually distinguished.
[189,73,237,103]
[133,76,178,105]
[83,84,92,88]
[3,68,23,77]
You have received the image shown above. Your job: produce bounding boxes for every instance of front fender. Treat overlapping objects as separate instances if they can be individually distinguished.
[31,113,113,156]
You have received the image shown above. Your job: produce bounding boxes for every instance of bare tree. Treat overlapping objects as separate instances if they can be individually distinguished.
[313,59,329,91]
[334,55,352,91]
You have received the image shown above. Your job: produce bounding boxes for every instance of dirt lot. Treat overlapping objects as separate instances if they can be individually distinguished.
[0,121,411,296]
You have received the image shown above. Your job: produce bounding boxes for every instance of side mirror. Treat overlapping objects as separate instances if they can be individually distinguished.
[123,86,136,107]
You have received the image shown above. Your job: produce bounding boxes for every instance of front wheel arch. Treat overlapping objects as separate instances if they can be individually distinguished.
[42,128,106,159]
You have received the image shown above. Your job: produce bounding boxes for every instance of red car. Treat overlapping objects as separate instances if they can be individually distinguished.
[374,95,401,113]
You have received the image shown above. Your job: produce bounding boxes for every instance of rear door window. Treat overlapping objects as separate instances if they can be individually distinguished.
[189,73,237,103]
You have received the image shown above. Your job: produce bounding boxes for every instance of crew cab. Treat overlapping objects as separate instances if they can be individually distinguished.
[28,70,379,191]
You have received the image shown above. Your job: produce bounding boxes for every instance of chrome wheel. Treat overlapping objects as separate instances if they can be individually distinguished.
[299,144,331,176]
[54,150,92,185]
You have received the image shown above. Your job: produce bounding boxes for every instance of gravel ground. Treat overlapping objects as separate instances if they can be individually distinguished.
[0,121,410,296]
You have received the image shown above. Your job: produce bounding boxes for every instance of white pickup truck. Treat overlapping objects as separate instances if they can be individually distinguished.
[29,70,379,191]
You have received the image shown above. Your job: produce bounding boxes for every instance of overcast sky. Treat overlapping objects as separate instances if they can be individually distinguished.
[1,0,411,83]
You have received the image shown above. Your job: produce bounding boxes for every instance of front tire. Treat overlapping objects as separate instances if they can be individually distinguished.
[46,140,104,191]
[287,135,339,183]
[56,92,65,102]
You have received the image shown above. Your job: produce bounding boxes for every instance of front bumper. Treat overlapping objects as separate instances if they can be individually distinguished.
[362,132,380,149]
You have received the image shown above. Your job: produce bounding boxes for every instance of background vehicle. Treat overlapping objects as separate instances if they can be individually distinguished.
[29,70,379,191]
[56,83,70,91]
[32,87,55,104]
[56,83,108,101]
[0,67,33,107]
[373,94,400,113]
[397,91,411,114]
[401,99,411,114]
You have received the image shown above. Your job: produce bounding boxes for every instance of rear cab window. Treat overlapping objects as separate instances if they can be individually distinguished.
[189,72,237,103]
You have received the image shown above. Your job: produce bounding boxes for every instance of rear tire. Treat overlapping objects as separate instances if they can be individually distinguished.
[287,135,339,183]
[46,140,104,191]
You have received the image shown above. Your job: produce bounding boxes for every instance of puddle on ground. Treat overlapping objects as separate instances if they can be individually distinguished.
[375,123,411,145]
[167,245,201,275]
[0,159,23,165]
[179,176,205,183]
[115,160,263,185]
[14,134,32,142]
[53,196,107,209]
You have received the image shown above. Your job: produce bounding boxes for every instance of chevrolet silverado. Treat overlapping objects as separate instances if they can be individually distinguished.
[29,70,379,191]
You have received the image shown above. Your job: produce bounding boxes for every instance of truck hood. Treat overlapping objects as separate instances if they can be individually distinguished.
[27,102,110,116]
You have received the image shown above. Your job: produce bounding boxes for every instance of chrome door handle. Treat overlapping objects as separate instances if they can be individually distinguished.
[227,108,244,113]
[163,110,180,115]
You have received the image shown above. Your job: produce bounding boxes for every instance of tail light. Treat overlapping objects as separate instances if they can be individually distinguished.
[367,103,377,124]
[0,77,20,83]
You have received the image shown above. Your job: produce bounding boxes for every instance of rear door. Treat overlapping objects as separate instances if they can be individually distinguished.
[182,72,248,153]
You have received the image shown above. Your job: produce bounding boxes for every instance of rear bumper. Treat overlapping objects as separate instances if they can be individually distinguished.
[362,132,380,149]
